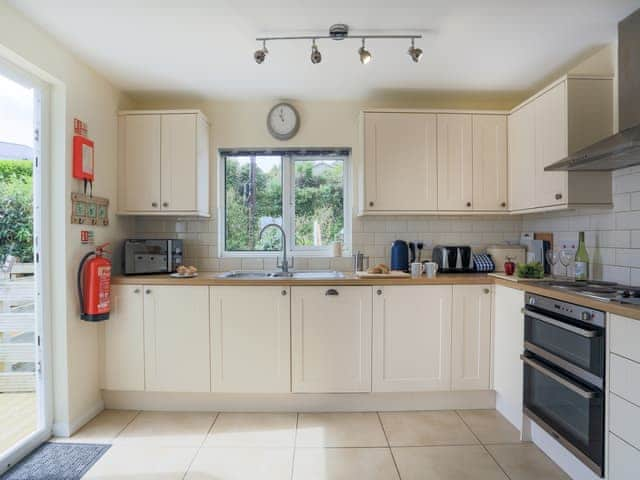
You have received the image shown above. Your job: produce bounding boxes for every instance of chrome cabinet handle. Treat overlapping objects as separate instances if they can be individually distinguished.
[376,289,382,296]
[483,288,490,294]
[325,289,339,296]
[521,355,597,399]
[281,289,287,296]
[525,309,599,338]
[133,288,140,294]
[145,289,151,295]
[555,193,563,200]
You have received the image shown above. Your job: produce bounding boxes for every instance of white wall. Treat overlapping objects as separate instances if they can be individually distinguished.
[0,0,131,434]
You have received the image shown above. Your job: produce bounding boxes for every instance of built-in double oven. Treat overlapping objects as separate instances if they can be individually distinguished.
[522,293,606,477]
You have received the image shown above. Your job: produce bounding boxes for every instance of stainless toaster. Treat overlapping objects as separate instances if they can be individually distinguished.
[431,245,474,273]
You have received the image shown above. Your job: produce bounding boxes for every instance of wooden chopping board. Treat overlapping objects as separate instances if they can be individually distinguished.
[355,270,411,278]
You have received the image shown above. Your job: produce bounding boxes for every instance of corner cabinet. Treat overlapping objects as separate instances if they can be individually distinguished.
[508,76,613,212]
[117,110,210,216]
[291,286,372,393]
[360,110,508,215]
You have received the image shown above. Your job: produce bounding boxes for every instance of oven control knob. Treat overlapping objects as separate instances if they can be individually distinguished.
[581,311,592,321]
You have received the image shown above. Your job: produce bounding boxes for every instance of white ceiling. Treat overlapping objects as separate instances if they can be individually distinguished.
[8,0,640,102]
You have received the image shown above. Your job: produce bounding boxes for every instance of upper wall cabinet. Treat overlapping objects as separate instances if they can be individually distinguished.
[362,112,438,213]
[360,110,507,215]
[118,110,210,216]
[508,76,614,212]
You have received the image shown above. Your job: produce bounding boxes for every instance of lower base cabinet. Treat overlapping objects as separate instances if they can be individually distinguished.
[291,286,372,393]
[210,286,291,392]
[144,285,210,392]
[451,285,492,390]
[372,285,452,392]
[102,285,145,391]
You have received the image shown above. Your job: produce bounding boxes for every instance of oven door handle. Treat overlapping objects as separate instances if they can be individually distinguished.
[521,355,597,399]
[525,310,599,338]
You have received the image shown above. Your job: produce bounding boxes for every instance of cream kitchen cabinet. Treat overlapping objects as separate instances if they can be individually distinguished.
[473,115,508,211]
[210,286,290,393]
[437,114,474,211]
[508,76,613,212]
[291,286,372,393]
[118,110,210,216]
[362,112,438,213]
[143,285,210,392]
[102,285,145,391]
[372,285,452,392]
[451,285,492,390]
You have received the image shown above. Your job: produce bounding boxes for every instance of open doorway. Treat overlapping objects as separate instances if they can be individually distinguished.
[0,62,50,470]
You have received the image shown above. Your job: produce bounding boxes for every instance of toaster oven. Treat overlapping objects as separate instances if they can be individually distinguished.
[122,239,183,275]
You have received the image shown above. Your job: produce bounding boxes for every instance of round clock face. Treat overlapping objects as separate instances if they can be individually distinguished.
[267,103,299,140]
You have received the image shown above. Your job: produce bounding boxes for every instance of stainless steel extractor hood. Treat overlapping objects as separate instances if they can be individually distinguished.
[546,8,640,172]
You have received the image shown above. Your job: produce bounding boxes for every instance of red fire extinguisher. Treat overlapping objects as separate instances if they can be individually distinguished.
[77,243,111,321]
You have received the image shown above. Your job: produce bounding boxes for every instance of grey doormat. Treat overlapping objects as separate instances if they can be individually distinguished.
[1,442,110,480]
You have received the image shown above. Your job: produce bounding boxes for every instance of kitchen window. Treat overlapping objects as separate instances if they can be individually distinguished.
[220,149,351,257]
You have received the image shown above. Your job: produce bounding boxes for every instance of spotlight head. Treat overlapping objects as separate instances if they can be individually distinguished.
[254,49,266,64]
[408,39,423,63]
[358,39,371,64]
[310,39,322,64]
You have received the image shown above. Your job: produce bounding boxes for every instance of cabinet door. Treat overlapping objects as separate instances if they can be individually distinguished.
[144,286,210,392]
[437,114,473,210]
[508,104,536,211]
[473,115,508,211]
[372,286,452,392]
[102,285,145,391]
[534,82,568,207]
[160,114,198,212]
[291,286,372,392]
[452,285,492,390]
[118,115,161,212]
[210,286,290,393]
[363,112,437,212]
[493,285,525,430]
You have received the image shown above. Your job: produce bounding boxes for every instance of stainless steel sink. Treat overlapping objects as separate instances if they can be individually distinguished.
[218,270,345,280]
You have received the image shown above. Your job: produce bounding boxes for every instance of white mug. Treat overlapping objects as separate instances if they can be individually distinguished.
[410,262,424,278]
[423,261,438,278]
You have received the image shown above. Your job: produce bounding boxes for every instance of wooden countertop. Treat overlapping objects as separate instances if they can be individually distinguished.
[112,272,640,320]
[112,272,494,287]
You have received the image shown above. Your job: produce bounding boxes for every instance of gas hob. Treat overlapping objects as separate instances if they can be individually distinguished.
[533,279,640,305]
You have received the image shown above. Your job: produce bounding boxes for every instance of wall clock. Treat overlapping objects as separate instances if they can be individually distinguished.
[267,103,300,141]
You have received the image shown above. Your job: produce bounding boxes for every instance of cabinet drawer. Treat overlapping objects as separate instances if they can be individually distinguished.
[610,353,640,406]
[609,433,640,480]
[610,393,640,451]
[610,314,640,363]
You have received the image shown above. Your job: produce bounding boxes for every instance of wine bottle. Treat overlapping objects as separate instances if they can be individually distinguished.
[575,232,589,281]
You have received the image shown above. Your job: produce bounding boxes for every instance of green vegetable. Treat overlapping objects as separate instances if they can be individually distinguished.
[516,261,545,279]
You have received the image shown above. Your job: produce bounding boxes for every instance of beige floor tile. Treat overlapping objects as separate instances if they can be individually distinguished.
[83,444,197,479]
[487,443,570,480]
[457,410,522,444]
[292,447,399,480]
[115,411,217,447]
[379,411,479,446]
[392,445,508,480]
[204,412,297,447]
[296,412,387,447]
[52,409,138,444]
[185,447,294,479]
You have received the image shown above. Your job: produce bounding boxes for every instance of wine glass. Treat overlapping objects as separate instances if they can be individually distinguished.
[559,250,574,279]
[545,250,559,278]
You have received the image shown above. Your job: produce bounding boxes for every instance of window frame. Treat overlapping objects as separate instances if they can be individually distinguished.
[219,150,351,258]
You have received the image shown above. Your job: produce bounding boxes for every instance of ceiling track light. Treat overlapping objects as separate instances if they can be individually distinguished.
[408,38,423,63]
[358,38,371,65]
[254,23,422,65]
[310,39,322,64]
[254,40,268,64]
